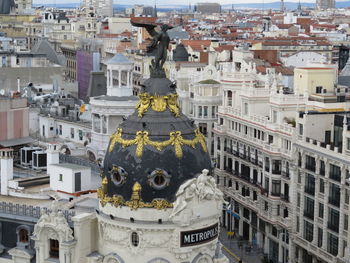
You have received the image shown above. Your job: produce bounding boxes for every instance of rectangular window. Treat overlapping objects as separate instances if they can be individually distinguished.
[329,164,341,182]
[59,174,63,181]
[271,180,281,196]
[198,106,202,118]
[212,106,216,118]
[272,226,278,237]
[299,124,303,135]
[320,160,325,176]
[49,239,59,258]
[304,220,313,242]
[70,128,74,139]
[243,103,248,115]
[305,155,316,172]
[347,138,350,151]
[297,193,300,207]
[79,130,83,141]
[318,228,323,247]
[305,173,315,196]
[328,208,340,232]
[319,203,324,218]
[329,183,340,207]
[304,196,314,220]
[243,208,250,219]
[327,233,338,256]
[320,178,325,193]
[227,91,232,106]
[345,214,348,231]
[204,106,208,118]
[272,160,281,175]
[296,216,300,232]
[59,125,62,135]
[268,135,274,144]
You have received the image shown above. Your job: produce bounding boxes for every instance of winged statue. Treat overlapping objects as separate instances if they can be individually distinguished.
[131,19,173,76]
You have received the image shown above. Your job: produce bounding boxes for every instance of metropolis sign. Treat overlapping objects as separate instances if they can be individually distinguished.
[180,223,219,247]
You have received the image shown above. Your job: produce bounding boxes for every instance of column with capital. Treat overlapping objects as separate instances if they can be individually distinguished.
[322,180,329,250]
[238,205,243,237]
[219,138,224,170]
[127,71,130,87]
[321,159,330,250]
[312,175,320,246]
[338,168,346,257]
[118,70,121,88]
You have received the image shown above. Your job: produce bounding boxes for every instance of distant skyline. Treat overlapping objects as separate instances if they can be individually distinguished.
[33,0,318,6]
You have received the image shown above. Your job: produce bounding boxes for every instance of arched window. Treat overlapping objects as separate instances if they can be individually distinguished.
[19,229,28,243]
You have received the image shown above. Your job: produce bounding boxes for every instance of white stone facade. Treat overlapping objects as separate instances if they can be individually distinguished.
[28,171,228,263]
[214,49,307,263]
[291,111,350,263]
[177,65,222,156]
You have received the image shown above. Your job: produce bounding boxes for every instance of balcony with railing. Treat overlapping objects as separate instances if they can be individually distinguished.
[222,168,260,189]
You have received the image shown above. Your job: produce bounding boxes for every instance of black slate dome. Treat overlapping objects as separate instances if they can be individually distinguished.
[101,76,211,205]
[173,44,189,62]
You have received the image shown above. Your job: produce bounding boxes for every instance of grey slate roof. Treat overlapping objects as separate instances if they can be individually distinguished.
[107,53,133,65]
[31,38,66,66]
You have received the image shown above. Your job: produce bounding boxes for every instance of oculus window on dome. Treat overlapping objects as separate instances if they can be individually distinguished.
[110,165,127,186]
[148,169,171,190]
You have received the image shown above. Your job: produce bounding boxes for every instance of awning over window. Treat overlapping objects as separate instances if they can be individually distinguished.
[225,209,240,219]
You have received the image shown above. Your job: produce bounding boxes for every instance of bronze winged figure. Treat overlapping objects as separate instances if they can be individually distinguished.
[131,20,173,75]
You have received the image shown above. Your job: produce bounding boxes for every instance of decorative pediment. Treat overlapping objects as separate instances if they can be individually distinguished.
[32,201,74,242]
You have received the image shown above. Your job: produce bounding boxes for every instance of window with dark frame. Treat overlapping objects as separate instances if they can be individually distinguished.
[19,229,28,243]
[49,239,59,258]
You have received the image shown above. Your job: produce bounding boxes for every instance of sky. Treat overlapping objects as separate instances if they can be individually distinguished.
[33,0,318,6]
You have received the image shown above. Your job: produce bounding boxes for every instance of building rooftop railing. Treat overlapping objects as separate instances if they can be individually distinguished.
[0,201,75,224]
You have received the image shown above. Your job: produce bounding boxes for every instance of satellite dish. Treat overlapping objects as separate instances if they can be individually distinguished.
[0,89,5,96]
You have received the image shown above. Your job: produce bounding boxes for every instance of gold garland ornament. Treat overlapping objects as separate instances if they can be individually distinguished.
[108,128,208,158]
[97,180,173,210]
[136,93,180,117]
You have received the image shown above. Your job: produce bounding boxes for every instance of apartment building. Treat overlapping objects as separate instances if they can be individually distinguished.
[82,0,113,17]
[214,49,304,263]
[291,67,350,263]
[293,111,350,263]
[215,47,350,263]
[252,37,333,63]
[176,65,221,156]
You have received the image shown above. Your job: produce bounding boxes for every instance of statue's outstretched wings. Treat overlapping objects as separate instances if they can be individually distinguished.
[131,20,158,37]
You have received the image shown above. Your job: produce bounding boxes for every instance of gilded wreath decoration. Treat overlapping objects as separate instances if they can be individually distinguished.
[108,128,208,158]
[136,92,180,117]
[97,180,173,210]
